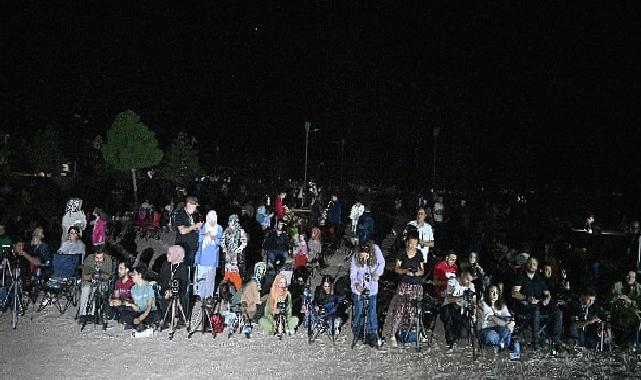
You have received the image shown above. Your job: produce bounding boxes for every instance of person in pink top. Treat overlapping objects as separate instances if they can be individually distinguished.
[92,209,108,249]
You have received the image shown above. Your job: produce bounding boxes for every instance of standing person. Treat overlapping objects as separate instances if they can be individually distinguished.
[174,196,203,268]
[92,209,108,251]
[327,193,342,249]
[433,251,459,300]
[222,214,248,290]
[350,202,364,234]
[293,234,308,269]
[274,192,288,224]
[357,206,375,244]
[263,220,290,267]
[406,206,434,264]
[350,241,385,348]
[388,230,424,347]
[307,227,322,266]
[61,198,87,244]
[159,245,190,321]
[194,211,223,299]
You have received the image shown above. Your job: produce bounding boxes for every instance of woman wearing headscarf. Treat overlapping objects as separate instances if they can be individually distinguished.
[259,273,298,334]
[222,214,248,290]
[194,210,223,299]
[159,245,190,319]
[61,198,87,244]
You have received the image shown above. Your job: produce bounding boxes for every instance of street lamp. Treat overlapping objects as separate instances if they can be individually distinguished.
[303,121,319,207]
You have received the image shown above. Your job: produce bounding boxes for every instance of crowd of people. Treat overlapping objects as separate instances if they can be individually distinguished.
[1,184,641,361]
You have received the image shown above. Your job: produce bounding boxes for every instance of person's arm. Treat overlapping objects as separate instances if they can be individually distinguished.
[511,285,526,302]
[373,246,385,279]
[19,251,42,267]
[415,262,425,277]
[134,297,154,324]
[178,224,198,235]
[350,257,363,293]
[395,259,407,275]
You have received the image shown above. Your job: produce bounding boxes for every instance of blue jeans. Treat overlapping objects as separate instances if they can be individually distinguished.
[352,293,378,335]
[267,249,288,266]
[480,326,511,347]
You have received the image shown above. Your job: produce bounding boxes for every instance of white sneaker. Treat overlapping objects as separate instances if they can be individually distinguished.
[389,336,398,348]
[132,327,154,338]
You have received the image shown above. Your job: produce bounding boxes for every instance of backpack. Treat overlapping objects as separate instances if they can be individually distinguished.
[395,327,418,344]
[210,313,225,334]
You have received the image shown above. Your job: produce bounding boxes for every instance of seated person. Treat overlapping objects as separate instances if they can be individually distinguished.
[312,275,346,333]
[440,270,475,350]
[78,246,113,322]
[610,270,641,347]
[121,265,157,330]
[58,226,86,260]
[241,270,262,321]
[109,261,134,320]
[215,280,240,334]
[259,273,299,334]
[479,285,514,350]
[511,257,563,350]
[158,245,189,319]
[568,287,605,349]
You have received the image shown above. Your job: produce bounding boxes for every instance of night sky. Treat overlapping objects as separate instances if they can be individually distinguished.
[3,3,640,188]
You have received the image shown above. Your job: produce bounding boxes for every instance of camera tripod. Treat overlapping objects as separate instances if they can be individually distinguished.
[81,277,110,331]
[351,287,371,349]
[188,295,219,339]
[1,258,25,329]
[462,293,479,361]
[160,288,191,340]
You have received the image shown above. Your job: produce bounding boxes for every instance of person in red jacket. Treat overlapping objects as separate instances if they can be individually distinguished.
[433,251,459,300]
[274,191,288,223]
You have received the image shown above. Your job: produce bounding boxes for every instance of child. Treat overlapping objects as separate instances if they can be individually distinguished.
[308,227,322,266]
[293,234,308,269]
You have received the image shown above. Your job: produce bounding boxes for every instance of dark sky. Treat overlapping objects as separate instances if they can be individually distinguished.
[3,3,640,188]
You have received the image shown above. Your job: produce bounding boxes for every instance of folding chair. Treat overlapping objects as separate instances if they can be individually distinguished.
[38,254,80,314]
[146,211,161,240]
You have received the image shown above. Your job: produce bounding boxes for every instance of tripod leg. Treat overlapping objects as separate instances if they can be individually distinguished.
[177,301,191,335]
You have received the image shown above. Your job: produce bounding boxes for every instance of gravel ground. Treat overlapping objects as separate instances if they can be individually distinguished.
[3,238,641,379]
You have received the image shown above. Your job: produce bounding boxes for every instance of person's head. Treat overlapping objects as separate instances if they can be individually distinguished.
[468,252,478,264]
[219,281,231,301]
[32,226,45,242]
[94,245,105,262]
[117,261,131,279]
[356,241,375,266]
[277,274,288,289]
[543,265,553,279]
[276,220,286,233]
[228,214,240,229]
[486,285,503,306]
[331,194,338,201]
[580,287,597,307]
[167,245,185,265]
[279,192,287,199]
[526,257,539,274]
[131,265,147,284]
[185,196,199,213]
[68,226,80,241]
[321,275,334,295]
[416,207,427,224]
[406,229,419,250]
[206,210,218,226]
[459,270,473,287]
[298,233,306,243]
[626,270,637,285]
[13,239,25,254]
[445,251,457,266]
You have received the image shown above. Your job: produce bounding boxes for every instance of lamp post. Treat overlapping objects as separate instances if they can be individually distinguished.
[303,121,318,207]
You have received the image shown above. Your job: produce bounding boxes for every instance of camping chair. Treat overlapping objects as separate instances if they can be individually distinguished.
[146,211,161,240]
[38,254,80,314]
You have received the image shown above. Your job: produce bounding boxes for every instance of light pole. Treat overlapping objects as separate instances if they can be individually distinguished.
[303,121,318,207]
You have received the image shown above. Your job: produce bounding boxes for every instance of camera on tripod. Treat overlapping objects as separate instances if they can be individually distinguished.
[170,279,180,296]
[276,299,288,314]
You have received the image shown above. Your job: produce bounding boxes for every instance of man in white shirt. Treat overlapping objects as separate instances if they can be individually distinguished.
[440,270,475,349]
[406,207,434,263]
